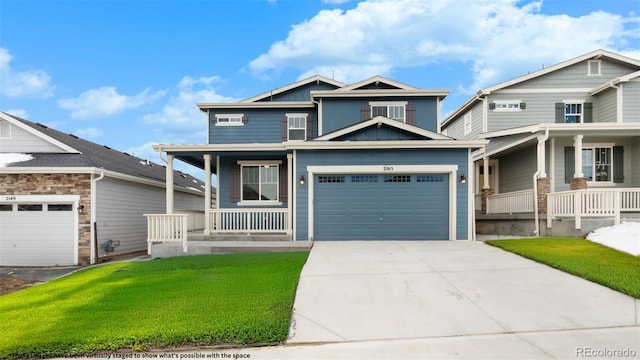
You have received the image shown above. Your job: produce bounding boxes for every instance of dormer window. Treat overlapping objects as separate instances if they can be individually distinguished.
[370,101,407,122]
[287,114,307,141]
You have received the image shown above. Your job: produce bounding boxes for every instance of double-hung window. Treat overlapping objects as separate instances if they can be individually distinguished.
[564,102,583,123]
[370,101,406,122]
[241,164,278,202]
[463,112,472,135]
[287,114,307,141]
[582,145,612,183]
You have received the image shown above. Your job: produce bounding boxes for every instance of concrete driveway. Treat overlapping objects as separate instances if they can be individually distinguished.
[283,241,640,358]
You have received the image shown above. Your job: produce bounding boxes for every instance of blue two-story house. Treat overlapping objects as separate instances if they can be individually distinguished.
[150,75,485,246]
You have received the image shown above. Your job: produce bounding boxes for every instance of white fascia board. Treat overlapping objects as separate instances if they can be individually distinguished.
[286,139,487,150]
[480,125,541,139]
[590,70,640,95]
[242,75,346,102]
[335,75,419,91]
[197,102,314,110]
[311,89,449,98]
[475,134,539,161]
[0,112,81,154]
[480,123,640,139]
[154,143,287,152]
[315,116,451,141]
[441,93,482,128]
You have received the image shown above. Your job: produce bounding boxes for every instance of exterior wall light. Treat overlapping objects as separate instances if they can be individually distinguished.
[459,174,467,184]
[77,204,85,213]
[299,175,305,186]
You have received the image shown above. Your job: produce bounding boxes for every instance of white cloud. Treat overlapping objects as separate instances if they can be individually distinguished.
[58,86,166,119]
[249,0,640,88]
[0,48,54,98]
[73,127,103,139]
[322,0,351,4]
[4,109,28,118]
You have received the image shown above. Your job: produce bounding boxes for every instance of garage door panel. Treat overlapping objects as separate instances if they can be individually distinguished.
[315,173,449,240]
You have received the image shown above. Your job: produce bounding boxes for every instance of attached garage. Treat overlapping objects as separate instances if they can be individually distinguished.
[314,173,449,240]
[0,195,79,266]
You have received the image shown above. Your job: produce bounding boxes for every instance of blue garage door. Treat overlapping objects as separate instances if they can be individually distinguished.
[314,174,449,240]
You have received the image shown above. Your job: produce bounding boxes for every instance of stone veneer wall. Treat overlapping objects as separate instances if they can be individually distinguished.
[0,173,92,265]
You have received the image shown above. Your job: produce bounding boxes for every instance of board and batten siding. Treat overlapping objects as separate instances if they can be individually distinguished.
[594,87,617,123]
[95,177,204,257]
[0,119,65,153]
[294,148,470,241]
[623,80,640,122]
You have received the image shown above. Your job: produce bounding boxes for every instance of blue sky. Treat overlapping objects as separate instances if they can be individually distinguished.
[1,0,639,178]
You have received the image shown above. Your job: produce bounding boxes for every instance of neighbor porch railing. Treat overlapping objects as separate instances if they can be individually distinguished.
[486,189,535,214]
[547,188,640,229]
[145,214,189,253]
[208,208,290,233]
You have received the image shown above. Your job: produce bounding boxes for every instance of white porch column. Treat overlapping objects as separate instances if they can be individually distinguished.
[204,154,212,235]
[573,134,583,178]
[166,154,174,214]
[537,135,547,178]
[215,156,220,210]
[287,153,293,237]
[482,157,490,189]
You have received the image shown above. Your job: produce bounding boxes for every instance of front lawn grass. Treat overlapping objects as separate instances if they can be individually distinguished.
[0,252,309,359]
[486,238,640,298]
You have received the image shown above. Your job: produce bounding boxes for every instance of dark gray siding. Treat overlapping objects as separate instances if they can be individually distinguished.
[336,125,425,141]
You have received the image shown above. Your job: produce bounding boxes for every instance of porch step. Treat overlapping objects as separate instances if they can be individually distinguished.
[188,233,291,242]
[150,241,312,259]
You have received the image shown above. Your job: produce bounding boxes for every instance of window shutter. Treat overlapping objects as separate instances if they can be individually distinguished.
[613,146,624,183]
[564,147,574,183]
[281,116,288,142]
[360,104,371,121]
[583,102,593,123]
[242,116,249,124]
[279,164,288,203]
[306,115,313,140]
[488,103,496,110]
[230,164,241,203]
[555,103,565,123]
[406,103,416,125]
[519,102,526,110]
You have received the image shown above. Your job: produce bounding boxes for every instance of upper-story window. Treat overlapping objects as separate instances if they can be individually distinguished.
[492,100,523,112]
[370,101,406,122]
[215,114,244,126]
[555,101,592,123]
[564,102,583,123]
[463,112,472,135]
[588,60,601,76]
[287,114,307,141]
[0,119,11,138]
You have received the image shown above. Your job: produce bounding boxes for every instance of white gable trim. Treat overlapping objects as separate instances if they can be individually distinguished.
[314,116,452,141]
[241,75,346,103]
[0,112,80,154]
[335,75,418,91]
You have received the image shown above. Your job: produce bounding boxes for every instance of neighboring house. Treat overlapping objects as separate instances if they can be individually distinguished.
[0,112,209,266]
[150,75,485,247]
[441,49,640,235]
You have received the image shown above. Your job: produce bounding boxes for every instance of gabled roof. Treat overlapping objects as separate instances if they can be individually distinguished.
[335,75,418,91]
[313,75,448,99]
[0,112,207,192]
[314,116,452,141]
[590,69,640,95]
[442,49,640,127]
[241,75,346,103]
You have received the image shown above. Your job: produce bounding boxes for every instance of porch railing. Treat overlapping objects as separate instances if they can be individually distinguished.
[145,214,189,253]
[486,189,535,214]
[547,188,640,229]
[208,208,290,233]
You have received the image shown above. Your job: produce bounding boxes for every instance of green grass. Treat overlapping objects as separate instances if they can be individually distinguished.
[0,252,309,359]
[486,238,640,298]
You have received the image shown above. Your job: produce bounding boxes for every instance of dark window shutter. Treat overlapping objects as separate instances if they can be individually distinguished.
[230,164,241,203]
[555,103,565,123]
[306,115,313,140]
[519,102,526,110]
[406,103,416,125]
[279,163,288,202]
[488,103,496,110]
[360,104,371,121]
[281,116,288,142]
[564,147,575,183]
[583,102,593,123]
[242,116,248,124]
[613,146,624,183]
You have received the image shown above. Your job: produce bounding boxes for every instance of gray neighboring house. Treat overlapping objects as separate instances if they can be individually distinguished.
[441,49,640,236]
[0,112,209,266]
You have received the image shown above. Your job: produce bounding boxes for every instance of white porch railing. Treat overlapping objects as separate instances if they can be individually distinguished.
[208,208,290,233]
[547,188,640,229]
[145,214,189,253]
[486,189,535,214]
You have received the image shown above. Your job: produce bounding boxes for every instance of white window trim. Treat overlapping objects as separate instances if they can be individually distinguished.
[563,100,585,124]
[588,60,601,76]
[369,101,408,122]
[286,113,307,142]
[463,112,472,135]
[214,114,244,127]
[582,143,614,185]
[492,100,522,112]
[238,162,281,205]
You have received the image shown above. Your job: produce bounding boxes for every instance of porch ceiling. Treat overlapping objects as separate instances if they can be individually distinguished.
[172,150,288,171]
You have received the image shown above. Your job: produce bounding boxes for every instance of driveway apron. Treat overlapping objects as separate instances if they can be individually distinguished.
[288,241,639,344]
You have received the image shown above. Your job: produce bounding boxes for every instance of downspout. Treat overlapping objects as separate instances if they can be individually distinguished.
[533,126,549,236]
[91,168,105,265]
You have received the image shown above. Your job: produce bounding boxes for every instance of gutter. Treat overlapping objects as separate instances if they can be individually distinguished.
[90,168,105,264]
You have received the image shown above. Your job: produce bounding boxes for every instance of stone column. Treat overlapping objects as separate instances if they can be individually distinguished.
[536,177,551,213]
[570,177,588,190]
[481,188,493,214]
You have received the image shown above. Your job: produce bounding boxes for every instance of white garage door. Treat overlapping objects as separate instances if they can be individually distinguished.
[0,196,77,266]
